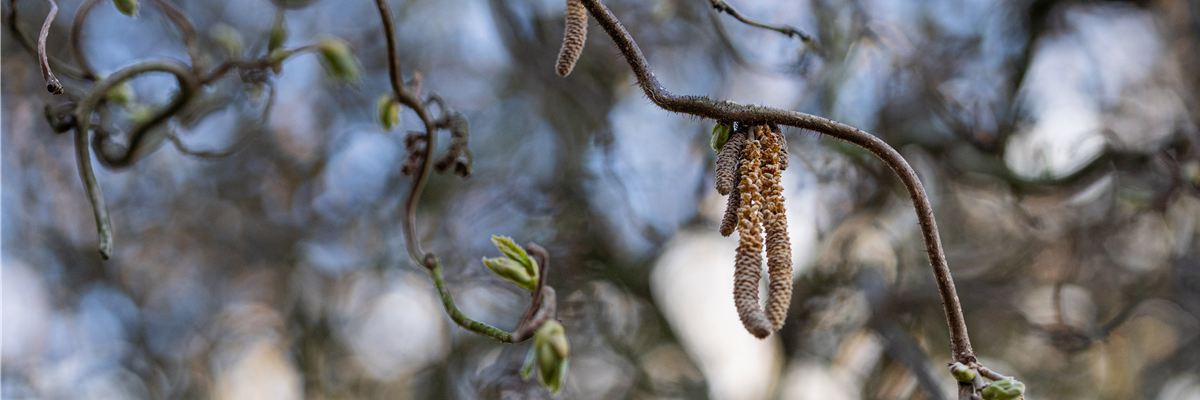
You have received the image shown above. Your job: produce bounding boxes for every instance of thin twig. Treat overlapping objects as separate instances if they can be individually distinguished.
[373,0,539,344]
[71,0,200,80]
[580,0,976,364]
[707,0,815,43]
[38,0,63,94]
[147,0,201,72]
[373,0,437,265]
[70,0,101,80]
[8,0,86,82]
[72,59,196,259]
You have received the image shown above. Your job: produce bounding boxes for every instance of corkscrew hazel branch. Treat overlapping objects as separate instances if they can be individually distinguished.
[372,0,553,346]
[577,1,1009,392]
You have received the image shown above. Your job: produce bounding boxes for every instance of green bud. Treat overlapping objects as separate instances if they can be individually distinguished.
[113,0,138,17]
[268,14,287,52]
[531,320,569,394]
[105,82,135,105]
[482,257,536,291]
[316,37,360,84]
[210,24,244,58]
[491,236,537,277]
[376,94,401,131]
[981,379,1025,400]
[711,123,732,151]
[949,362,976,383]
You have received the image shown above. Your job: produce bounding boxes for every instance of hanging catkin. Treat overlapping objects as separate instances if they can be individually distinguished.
[556,0,588,77]
[733,129,773,338]
[715,128,747,195]
[719,184,740,237]
[759,125,793,331]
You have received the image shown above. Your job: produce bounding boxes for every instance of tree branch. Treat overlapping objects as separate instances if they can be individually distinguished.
[579,0,976,364]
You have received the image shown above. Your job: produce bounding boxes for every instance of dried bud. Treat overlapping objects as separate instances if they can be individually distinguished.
[316,37,360,83]
[981,379,1025,400]
[483,257,537,291]
[210,23,243,58]
[376,94,401,131]
[113,0,138,17]
[105,82,135,105]
[434,112,472,178]
[555,0,587,77]
[268,13,287,52]
[714,128,746,195]
[950,362,976,383]
[400,131,427,175]
[522,320,570,394]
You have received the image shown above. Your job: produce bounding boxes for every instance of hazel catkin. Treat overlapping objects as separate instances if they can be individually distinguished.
[555,0,587,77]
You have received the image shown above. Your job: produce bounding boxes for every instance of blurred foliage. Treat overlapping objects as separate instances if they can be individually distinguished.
[3,0,1200,399]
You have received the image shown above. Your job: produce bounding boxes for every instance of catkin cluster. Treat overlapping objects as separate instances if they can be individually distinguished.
[556,0,588,77]
[716,124,793,338]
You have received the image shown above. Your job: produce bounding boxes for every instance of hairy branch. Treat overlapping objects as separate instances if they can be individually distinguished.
[580,0,975,364]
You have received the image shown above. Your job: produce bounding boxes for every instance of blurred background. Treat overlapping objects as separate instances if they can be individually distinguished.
[3,0,1200,398]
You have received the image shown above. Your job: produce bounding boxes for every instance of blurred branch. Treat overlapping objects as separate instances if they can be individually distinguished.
[72,59,195,259]
[579,0,1012,394]
[37,0,63,94]
[707,0,817,46]
[70,0,101,80]
[7,0,87,83]
[71,0,200,80]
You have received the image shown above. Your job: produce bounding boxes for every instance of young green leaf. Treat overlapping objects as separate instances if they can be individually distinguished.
[491,235,537,276]
[376,94,401,131]
[316,37,361,84]
[711,123,732,151]
[482,257,537,291]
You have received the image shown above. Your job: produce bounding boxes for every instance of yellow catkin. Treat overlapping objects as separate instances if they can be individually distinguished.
[555,0,588,77]
[760,125,793,331]
[733,131,772,338]
[715,128,747,195]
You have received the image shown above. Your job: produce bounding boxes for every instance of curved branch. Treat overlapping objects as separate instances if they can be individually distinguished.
[37,0,63,94]
[579,0,975,364]
[87,62,198,168]
[7,0,87,83]
[71,0,201,80]
[72,59,196,259]
[70,0,101,80]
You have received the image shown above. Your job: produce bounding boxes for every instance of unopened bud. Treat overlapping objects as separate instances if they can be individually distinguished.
[316,37,360,83]
[529,320,569,394]
[268,14,287,52]
[376,94,401,131]
[105,82,135,105]
[210,24,244,58]
[711,123,732,151]
[981,379,1025,400]
[113,0,138,17]
[949,362,976,383]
